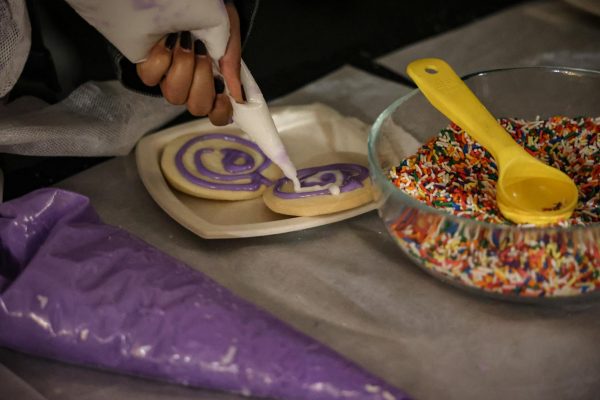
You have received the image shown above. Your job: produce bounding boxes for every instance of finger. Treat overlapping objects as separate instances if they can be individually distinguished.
[219,3,243,103]
[136,33,177,86]
[160,31,195,105]
[186,40,215,116]
[208,93,233,126]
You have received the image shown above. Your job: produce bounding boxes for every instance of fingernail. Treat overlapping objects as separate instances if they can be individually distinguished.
[180,31,192,50]
[165,33,178,50]
[214,77,225,94]
[194,39,207,56]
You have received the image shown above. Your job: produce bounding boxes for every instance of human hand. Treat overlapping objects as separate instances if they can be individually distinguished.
[135,3,243,126]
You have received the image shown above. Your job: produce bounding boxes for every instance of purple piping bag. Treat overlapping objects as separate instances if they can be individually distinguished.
[0,189,410,400]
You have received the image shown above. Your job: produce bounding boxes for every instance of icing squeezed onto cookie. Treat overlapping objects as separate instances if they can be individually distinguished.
[175,133,273,191]
[273,163,369,199]
[229,62,308,192]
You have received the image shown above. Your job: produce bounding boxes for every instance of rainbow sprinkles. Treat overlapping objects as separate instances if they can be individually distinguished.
[387,116,599,297]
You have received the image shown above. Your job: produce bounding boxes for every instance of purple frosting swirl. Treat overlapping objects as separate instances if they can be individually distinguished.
[175,133,273,191]
[274,163,369,199]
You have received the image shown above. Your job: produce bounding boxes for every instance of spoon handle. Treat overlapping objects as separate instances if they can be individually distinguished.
[406,58,523,163]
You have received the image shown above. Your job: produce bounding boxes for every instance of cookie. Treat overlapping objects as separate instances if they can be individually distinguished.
[161,132,281,200]
[262,163,373,216]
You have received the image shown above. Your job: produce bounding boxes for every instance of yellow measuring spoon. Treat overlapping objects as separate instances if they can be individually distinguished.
[406,58,578,225]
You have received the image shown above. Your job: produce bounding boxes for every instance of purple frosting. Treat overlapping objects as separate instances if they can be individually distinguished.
[274,163,369,199]
[0,189,410,400]
[175,133,273,191]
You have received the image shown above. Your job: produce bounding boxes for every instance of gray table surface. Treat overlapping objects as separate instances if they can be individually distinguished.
[2,1,600,399]
[377,0,600,77]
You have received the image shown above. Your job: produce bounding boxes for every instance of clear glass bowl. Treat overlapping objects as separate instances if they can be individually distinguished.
[368,67,600,302]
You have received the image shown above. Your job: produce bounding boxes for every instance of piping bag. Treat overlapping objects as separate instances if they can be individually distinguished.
[65,0,302,190]
[0,188,410,400]
[230,61,302,190]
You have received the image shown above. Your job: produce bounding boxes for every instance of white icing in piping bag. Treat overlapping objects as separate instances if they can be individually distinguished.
[221,62,340,195]
[225,61,302,191]
[223,62,341,194]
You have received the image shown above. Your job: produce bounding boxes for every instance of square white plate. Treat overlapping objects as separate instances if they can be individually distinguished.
[135,103,376,239]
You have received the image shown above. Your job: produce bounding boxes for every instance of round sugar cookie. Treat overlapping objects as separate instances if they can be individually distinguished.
[262,163,373,216]
[161,132,281,200]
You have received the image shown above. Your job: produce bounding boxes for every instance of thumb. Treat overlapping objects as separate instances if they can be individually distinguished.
[220,56,243,103]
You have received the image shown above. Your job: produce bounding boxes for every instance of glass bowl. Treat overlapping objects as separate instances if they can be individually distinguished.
[368,66,600,302]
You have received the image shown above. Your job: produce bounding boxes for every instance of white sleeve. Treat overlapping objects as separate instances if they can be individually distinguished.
[63,0,230,63]
[0,0,31,98]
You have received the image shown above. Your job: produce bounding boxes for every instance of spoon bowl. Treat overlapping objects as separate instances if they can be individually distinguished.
[406,58,579,225]
[496,157,579,225]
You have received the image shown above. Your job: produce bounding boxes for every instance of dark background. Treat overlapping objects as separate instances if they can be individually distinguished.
[1,0,525,200]
[243,0,525,99]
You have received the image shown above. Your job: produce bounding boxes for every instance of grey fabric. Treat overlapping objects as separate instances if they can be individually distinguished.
[0,81,183,156]
[0,0,30,98]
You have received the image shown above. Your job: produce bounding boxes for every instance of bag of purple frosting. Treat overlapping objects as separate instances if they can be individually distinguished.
[0,189,409,400]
